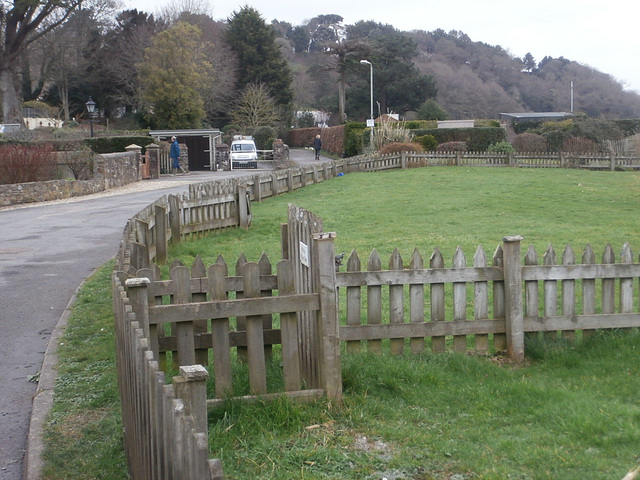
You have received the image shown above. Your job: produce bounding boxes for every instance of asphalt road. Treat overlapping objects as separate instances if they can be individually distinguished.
[0,149,323,478]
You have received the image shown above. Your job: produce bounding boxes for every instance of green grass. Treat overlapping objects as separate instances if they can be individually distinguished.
[169,167,640,268]
[44,167,640,479]
[42,260,127,479]
[210,332,640,479]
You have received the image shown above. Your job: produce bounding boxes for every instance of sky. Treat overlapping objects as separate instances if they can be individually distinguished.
[123,0,640,94]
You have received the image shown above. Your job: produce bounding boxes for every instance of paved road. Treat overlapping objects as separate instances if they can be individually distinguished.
[0,149,323,479]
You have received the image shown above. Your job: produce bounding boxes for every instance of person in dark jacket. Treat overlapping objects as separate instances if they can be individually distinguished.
[313,135,322,160]
[170,136,181,174]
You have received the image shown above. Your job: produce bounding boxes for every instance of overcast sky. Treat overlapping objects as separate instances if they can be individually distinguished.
[124,0,640,95]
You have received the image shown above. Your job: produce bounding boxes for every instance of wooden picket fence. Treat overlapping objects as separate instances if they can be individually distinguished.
[336,240,640,358]
[112,155,640,479]
[345,150,640,171]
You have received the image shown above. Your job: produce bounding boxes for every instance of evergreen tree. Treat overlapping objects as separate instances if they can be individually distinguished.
[138,22,211,128]
[225,7,293,110]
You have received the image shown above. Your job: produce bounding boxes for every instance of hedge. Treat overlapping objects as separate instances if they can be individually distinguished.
[410,127,505,151]
[84,136,158,154]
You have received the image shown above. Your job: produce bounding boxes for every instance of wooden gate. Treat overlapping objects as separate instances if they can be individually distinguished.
[284,204,324,388]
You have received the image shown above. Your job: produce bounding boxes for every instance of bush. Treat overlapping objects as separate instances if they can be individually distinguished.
[344,122,366,157]
[0,143,57,184]
[222,125,242,134]
[252,126,278,150]
[561,137,599,153]
[414,135,437,151]
[513,133,547,152]
[416,100,448,120]
[369,122,414,153]
[436,141,467,152]
[487,141,516,153]
[379,142,424,155]
[409,127,505,151]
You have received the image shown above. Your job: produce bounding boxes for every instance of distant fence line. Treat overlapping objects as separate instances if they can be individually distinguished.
[347,150,640,171]
[112,152,640,479]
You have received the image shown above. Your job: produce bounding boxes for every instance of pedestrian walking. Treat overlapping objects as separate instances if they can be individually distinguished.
[170,136,181,174]
[313,134,322,160]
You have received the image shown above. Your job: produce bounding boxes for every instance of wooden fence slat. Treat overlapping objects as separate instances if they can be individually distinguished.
[346,250,362,353]
[389,249,405,355]
[207,263,233,398]
[581,245,596,339]
[277,260,301,392]
[242,262,268,395]
[191,255,209,367]
[367,249,382,354]
[409,248,425,354]
[259,253,274,361]
[492,245,506,351]
[543,245,558,340]
[430,248,446,353]
[474,246,489,352]
[602,244,616,315]
[453,247,468,352]
[562,245,576,341]
[172,266,196,366]
[524,244,539,342]
[620,243,634,315]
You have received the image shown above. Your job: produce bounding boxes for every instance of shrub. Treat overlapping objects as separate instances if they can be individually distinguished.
[252,126,278,149]
[416,99,448,120]
[222,125,241,134]
[436,141,467,152]
[409,127,504,151]
[344,122,366,157]
[414,134,437,151]
[58,146,95,180]
[0,143,57,184]
[513,133,547,152]
[487,141,516,153]
[379,142,424,155]
[369,122,414,153]
[561,137,599,153]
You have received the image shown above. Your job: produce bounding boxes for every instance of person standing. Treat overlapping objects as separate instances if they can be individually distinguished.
[313,134,322,160]
[170,136,181,174]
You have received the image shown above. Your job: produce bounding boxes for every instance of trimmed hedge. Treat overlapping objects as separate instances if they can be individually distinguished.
[84,136,157,154]
[410,127,505,151]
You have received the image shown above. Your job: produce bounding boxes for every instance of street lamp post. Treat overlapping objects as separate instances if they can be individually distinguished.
[85,97,96,137]
[360,60,374,144]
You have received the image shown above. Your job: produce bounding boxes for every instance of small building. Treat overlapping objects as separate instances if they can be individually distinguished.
[499,112,572,124]
[149,129,222,171]
[437,120,475,129]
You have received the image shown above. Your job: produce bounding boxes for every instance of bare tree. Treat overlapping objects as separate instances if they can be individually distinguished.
[230,83,281,128]
[0,0,85,123]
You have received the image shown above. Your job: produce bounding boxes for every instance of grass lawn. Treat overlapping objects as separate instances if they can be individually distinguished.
[43,167,640,479]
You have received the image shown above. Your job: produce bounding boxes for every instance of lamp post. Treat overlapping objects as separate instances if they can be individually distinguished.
[360,60,374,144]
[85,97,96,137]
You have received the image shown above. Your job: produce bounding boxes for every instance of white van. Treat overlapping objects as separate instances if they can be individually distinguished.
[230,136,258,169]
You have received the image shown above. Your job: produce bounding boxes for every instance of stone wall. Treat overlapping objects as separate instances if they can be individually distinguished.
[0,150,142,207]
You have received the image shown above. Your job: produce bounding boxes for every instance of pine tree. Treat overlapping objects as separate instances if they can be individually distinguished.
[225,7,293,110]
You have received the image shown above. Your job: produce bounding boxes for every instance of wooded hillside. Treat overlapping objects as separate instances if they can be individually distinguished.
[277,17,640,122]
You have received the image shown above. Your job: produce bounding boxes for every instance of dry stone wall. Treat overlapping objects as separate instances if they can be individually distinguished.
[0,150,141,207]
